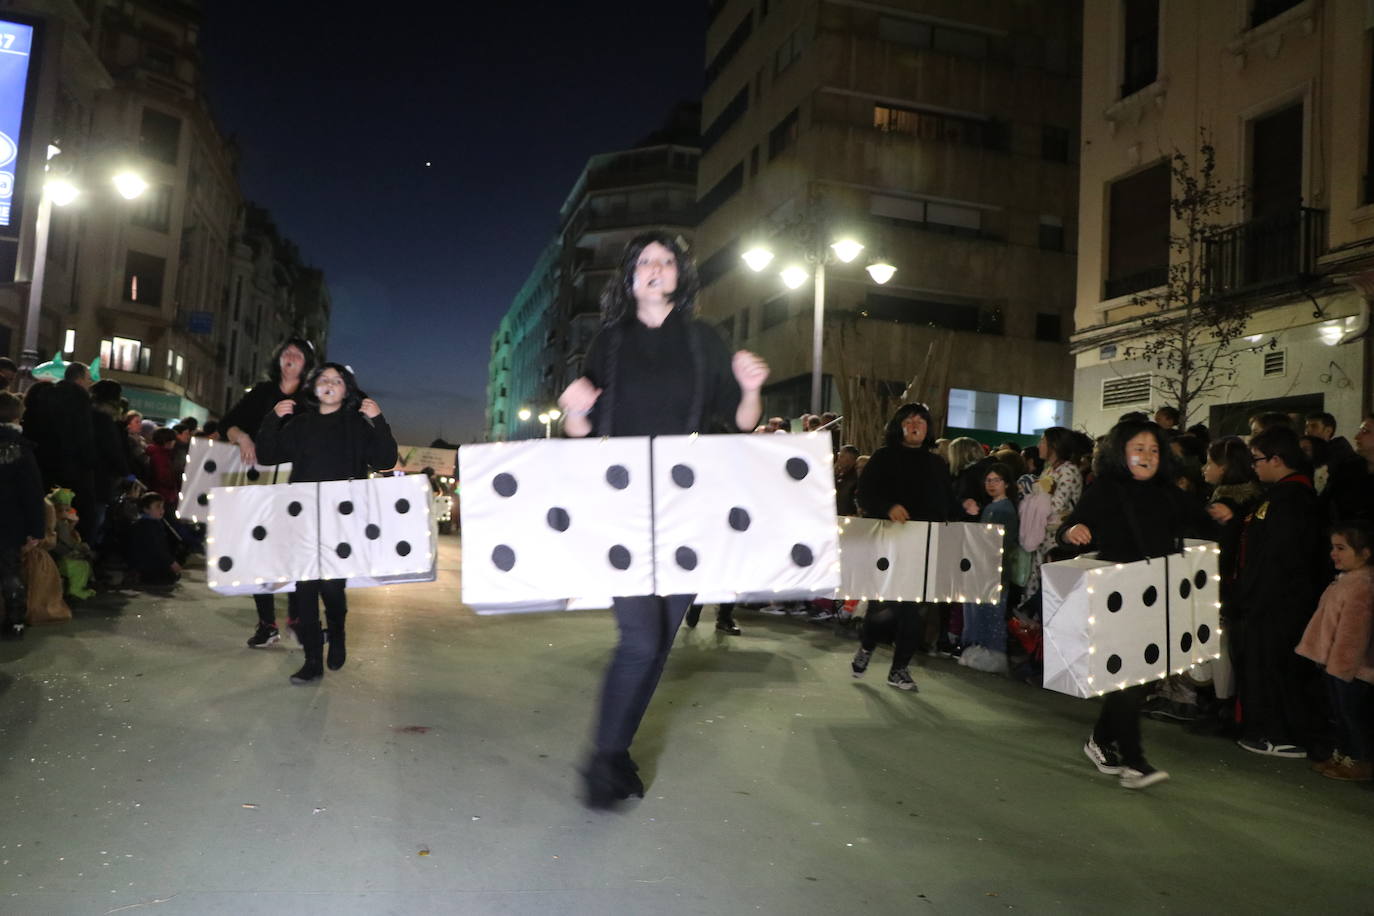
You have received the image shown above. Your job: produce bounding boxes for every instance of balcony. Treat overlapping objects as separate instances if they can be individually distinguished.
[1203,207,1327,299]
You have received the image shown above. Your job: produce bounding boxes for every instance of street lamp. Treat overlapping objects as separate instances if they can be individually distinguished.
[536,408,562,438]
[18,146,147,383]
[743,234,896,415]
[517,407,532,422]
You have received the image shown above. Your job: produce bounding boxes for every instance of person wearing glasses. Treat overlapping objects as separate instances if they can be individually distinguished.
[1226,425,1327,759]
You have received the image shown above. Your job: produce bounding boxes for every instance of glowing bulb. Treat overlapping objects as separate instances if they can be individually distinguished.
[865,261,896,284]
[780,265,809,289]
[831,239,864,263]
[46,178,79,206]
[112,171,148,200]
[741,247,775,272]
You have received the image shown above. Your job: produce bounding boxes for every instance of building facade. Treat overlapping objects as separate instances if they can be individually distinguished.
[485,104,699,440]
[694,0,1082,447]
[0,0,328,423]
[1071,0,1373,436]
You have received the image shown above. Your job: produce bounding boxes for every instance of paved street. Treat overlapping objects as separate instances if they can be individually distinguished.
[2,534,1372,915]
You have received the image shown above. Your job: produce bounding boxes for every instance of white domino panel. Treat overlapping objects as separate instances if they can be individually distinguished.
[925,522,1005,605]
[837,517,930,602]
[318,475,436,581]
[205,483,319,595]
[180,438,291,523]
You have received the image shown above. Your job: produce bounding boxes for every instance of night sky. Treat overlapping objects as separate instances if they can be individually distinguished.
[199,3,704,446]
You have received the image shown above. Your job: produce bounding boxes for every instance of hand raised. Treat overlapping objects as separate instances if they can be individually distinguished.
[359,398,381,418]
[732,350,769,392]
[558,377,601,416]
[273,400,295,418]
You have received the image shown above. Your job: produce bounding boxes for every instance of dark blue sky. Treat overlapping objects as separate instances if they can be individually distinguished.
[200,3,704,446]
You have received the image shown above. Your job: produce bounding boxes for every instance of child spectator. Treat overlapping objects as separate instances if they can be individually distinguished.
[22,491,69,625]
[125,493,181,586]
[960,462,1019,674]
[49,487,96,600]
[143,427,179,508]
[1296,523,1374,782]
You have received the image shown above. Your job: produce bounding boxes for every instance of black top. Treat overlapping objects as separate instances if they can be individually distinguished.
[222,380,306,441]
[0,425,45,548]
[582,308,742,437]
[126,516,175,574]
[1057,476,1216,563]
[855,445,957,522]
[255,408,398,483]
[1233,475,1328,624]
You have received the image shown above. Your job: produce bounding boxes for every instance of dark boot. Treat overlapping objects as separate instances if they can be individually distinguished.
[684,605,702,628]
[611,751,645,797]
[290,622,324,685]
[325,611,347,670]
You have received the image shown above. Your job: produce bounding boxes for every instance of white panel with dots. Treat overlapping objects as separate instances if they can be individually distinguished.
[179,438,291,524]
[651,432,840,602]
[925,522,1005,604]
[1167,540,1223,671]
[319,475,436,582]
[458,437,654,610]
[205,482,319,595]
[836,517,930,603]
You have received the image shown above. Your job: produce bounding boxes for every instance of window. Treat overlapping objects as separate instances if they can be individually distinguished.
[698,238,741,288]
[1121,0,1159,98]
[702,86,748,151]
[1368,44,1374,205]
[860,292,1000,334]
[144,45,175,75]
[100,336,143,372]
[1035,312,1062,342]
[124,251,166,305]
[130,184,173,232]
[705,12,754,88]
[698,162,745,219]
[719,315,736,344]
[871,193,987,238]
[879,15,989,61]
[749,145,759,177]
[233,276,242,320]
[1042,125,1070,162]
[139,108,181,165]
[62,328,75,355]
[738,306,750,340]
[1250,0,1301,29]
[947,388,1072,434]
[774,27,804,75]
[761,293,793,331]
[768,108,799,160]
[1038,215,1065,251]
[873,104,1007,151]
[1105,161,1170,299]
[1250,103,1303,220]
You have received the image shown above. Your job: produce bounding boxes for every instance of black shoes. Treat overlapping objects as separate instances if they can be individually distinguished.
[685,606,702,628]
[326,624,346,670]
[289,661,323,685]
[1,622,23,641]
[716,620,742,636]
[582,751,645,809]
[247,623,279,648]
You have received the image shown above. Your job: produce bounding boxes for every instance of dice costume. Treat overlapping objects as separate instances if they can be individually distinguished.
[255,385,398,683]
[577,305,747,804]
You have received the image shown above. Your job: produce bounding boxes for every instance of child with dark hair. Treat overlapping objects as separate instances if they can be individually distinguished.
[1059,419,1215,788]
[143,427,180,507]
[125,493,181,586]
[960,462,1019,674]
[1296,523,1374,781]
[256,362,398,685]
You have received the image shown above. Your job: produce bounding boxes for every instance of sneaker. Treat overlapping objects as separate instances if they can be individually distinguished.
[759,604,788,616]
[851,647,873,678]
[1120,763,1170,789]
[247,624,280,648]
[809,610,837,622]
[886,667,918,691]
[1236,738,1306,758]
[1083,737,1124,775]
[1,622,23,641]
[289,661,323,685]
[1312,750,1344,775]
[1322,756,1374,782]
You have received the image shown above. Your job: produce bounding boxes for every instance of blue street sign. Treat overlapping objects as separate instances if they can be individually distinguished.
[0,18,34,229]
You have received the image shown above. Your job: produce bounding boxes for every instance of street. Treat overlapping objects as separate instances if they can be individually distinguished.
[1,534,1371,915]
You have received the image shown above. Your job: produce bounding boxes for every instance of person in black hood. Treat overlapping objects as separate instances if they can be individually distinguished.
[558,231,768,809]
[256,362,398,685]
[850,402,958,691]
[0,391,45,640]
[1058,418,1216,789]
[222,337,316,649]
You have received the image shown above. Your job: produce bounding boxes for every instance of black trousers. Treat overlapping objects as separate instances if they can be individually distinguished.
[860,601,929,671]
[293,579,347,662]
[1094,684,1149,768]
[252,592,298,627]
[0,545,26,627]
[594,594,694,754]
[1234,615,1319,747]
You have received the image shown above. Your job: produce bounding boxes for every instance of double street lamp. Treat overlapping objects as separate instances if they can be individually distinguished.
[19,144,148,381]
[517,406,561,438]
[741,236,896,416]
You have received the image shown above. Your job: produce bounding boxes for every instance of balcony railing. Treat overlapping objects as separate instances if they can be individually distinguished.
[1203,207,1327,299]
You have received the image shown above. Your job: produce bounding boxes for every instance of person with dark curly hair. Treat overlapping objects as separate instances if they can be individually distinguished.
[222,337,316,648]
[558,231,768,808]
[256,362,397,686]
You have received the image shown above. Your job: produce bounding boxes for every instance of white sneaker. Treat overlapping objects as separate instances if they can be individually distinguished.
[759,605,788,616]
[1120,764,1170,789]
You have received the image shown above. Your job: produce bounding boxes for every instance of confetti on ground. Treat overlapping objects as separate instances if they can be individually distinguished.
[240,804,258,809]
[418,848,430,857]
[392,726,432,734]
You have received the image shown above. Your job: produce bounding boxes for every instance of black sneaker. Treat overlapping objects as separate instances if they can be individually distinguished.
[289,662,323,685]
[247,624,280,648]
[851,647,873,678]
[1083,737,1124,775]
[1,622,23,641]
[886,667,918,691]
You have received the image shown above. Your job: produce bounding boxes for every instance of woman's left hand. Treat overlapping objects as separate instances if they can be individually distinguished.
[359,399,381,418]
[732,350,769,392]
[962,498,979,516]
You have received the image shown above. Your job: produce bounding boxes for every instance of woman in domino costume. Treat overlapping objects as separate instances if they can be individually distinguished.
[558,231,768,808]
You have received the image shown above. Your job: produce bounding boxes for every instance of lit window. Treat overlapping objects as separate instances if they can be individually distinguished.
[63,328,75,355]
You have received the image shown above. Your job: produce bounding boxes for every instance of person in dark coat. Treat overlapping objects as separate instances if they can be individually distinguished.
[558,231,767,808]
[125,493,181,586]
[834,444,861,516]
[1228,425,1329,759]
[1059,418,1216,788]
[0,391,45,639]
[851,402,958,692]
[44,363,99,543]
[220,336,316,649]
[89,380,131,549]
[256,362,398,686]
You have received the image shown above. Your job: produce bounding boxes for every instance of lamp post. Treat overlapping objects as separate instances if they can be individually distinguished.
[742,235,896,416]
[18,145,147,384]
[517,406,560,438]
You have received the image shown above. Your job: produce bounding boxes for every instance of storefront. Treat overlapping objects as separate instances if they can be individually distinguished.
[122,386,209,426]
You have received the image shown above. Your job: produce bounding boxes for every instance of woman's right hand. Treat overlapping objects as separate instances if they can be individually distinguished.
[273,400,295,418]
[1064,523,1092,545]
[236,434,257,467]
[888,504,910,523]
[1207,502,1234,523]
[962,498,979,516]
[558,377,601,417]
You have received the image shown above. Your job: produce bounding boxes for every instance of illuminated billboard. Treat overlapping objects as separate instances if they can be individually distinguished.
[0,17,35,229]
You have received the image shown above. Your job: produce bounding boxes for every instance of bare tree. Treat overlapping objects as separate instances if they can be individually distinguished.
[1124,134,1255,426]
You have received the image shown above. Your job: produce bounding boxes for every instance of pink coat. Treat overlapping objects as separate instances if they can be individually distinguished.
[1295,567,1374,684]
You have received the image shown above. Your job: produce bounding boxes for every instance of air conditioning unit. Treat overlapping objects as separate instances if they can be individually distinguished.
[1101,373,1152,409]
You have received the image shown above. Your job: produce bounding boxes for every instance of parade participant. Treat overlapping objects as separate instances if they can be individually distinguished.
[1296,523,1374,781]
[558,231,768,808]
[850,402,957,691]
[1060,418,1215,789]
[221,337,316,648]
[256,362,397,685]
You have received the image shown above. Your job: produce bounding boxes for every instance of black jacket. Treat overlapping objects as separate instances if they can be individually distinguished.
[91,402,130,494]
[0,425,45,549]
[1233,474,1327,627]
[126,516,175,574]
[223,381,306,442]
[1056,476,1217,564]
[954,455,997,521]
[256,407,398,483]
[855,445,956,522]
